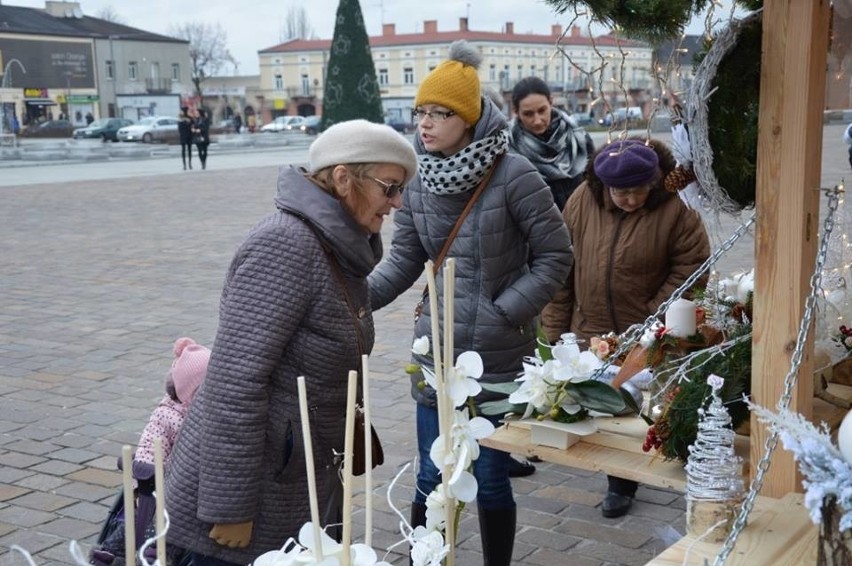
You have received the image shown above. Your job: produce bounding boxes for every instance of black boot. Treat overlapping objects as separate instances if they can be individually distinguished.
[408,502,427,566]
[478,506,516,566]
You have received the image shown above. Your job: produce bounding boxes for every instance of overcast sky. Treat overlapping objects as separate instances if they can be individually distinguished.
[18,0,740,75]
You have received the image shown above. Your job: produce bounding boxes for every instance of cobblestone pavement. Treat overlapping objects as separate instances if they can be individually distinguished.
[0,125,849,566]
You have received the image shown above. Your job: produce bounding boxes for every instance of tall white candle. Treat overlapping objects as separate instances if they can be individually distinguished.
[154,438,166,566]
[361,354,374,548]
[341,370,358,566]
[297,376,324,560]
[121,445,135,565]
[666,298,697,338]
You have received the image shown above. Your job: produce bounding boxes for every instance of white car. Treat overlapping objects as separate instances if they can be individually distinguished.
[117,116,180,143]
[261,116,305,133]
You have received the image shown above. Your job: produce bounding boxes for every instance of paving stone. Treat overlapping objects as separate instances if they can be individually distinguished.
[55,482,118,503]
[535,484,606,507]
[0,484,30,501]
[524,547,603,566]
[0,505,55,527]
[28,460,84,476]
[64,468,122,488]
[0,521,15,537]
[0,451,46,469]
[554,518,652,549]
[37,516,102,539]
[514,493,571,515]
[0,467,35,483]
[0,529,66,556]
[46,447,102,465]
[14,473,70,491]
[517,526,583,551]
[8,491,76,512]
[574,541,655,566]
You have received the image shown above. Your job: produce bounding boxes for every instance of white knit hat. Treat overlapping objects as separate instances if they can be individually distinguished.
[309,119,418,184]
[170,337,210,404]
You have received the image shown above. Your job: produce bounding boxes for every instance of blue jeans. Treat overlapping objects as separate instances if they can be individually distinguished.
[413,403,515,511]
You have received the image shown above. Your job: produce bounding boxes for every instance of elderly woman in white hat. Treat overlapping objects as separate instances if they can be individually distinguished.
[165,120,417,566]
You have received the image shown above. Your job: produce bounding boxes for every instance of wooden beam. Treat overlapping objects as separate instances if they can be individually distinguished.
[751,0,830,497]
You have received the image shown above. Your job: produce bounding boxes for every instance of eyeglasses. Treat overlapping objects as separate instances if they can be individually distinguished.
[411,109,457,122]
[369,176,406,198]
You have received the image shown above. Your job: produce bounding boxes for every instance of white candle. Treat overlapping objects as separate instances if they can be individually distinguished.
[154,438,166,566]
[665,298,697,337]
[341,370,358,566]
[297,376,324,560]
[442,258,456,566]
[121,445,135,565]
[362,354,373,548]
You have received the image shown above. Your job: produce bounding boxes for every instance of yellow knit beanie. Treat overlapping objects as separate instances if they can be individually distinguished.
[415,40,482,125]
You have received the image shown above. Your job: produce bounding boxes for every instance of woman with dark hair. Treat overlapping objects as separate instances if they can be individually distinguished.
[178,107,194,170]
[542,137,711,518]
[193,108,211,170]
[509,76,594,210]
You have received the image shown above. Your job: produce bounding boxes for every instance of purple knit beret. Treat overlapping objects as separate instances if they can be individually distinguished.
[594,139,659,189]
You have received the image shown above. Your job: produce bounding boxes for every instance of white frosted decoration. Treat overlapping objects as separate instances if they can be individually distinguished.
[838,410,852,464]
[665,298,696,337]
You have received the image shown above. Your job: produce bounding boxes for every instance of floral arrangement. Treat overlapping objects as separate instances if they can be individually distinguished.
[636,273,755,462]
[479,330,626,423]
[254,524,393,566]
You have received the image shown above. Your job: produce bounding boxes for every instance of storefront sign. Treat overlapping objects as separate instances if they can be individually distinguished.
[24,87,49,98]
[67,95,99,103]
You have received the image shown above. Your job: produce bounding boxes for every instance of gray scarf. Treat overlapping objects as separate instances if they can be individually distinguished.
[417,129,509,195]
[509,109,589,181]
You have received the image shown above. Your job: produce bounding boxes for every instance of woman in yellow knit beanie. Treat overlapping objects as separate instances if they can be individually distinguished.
[368,40,573,566]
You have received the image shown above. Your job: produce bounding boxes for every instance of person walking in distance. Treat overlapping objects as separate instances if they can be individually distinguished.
[193,109,211,170]
[178,107,194,170]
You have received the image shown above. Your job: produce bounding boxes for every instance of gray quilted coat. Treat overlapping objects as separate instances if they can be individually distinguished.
[368,98,573,408]
[165,166,379,564]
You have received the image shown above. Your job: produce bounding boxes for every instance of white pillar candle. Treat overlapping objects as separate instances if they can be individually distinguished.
[665,298,697,337]
[297,376,324,560]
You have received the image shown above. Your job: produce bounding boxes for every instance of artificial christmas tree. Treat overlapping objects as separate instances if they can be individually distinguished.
[320,0,384,131]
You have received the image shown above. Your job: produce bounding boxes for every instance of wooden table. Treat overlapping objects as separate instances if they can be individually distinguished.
[481,416,750,492]
[481,417,818,564]
[647,492,816,565]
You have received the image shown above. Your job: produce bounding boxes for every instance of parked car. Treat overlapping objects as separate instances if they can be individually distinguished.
[260,116,305,133]
[598,107,643,127]
[72,118,134,142]
[20,119,74,138]
[300,116,322,135]
[284,116,307,131]
[117,116,180,143]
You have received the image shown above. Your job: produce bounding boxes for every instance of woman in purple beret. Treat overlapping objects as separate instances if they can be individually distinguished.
[542,137,710,518]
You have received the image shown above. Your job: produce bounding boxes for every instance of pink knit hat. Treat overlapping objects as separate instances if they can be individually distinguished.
[170,337,210,404]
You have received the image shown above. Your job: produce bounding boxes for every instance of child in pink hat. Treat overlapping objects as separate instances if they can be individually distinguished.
[134,337,210,469]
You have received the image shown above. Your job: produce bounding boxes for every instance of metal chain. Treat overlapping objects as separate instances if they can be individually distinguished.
[713,187,841,565]
[594,212,757,375]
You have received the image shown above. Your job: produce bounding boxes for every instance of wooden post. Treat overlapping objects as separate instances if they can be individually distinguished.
[751,0,830,497]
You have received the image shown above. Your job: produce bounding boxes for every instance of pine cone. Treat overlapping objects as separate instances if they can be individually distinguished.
[664,166,697,193]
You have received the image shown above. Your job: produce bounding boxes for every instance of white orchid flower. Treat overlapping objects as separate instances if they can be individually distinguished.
[736,270,754,304]
[424,484,448,532]
[253,539,304,566]
[412,336,430,356]
[350,544,393,566]
[551,343,603,383]
[295,523,344,562]
[445,351,484,407]
[428,410,494,502]
[420,351,483,408]
[410,530,451,566]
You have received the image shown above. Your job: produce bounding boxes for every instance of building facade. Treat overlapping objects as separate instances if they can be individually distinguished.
[257,18,654,124]
[0,0,191,132]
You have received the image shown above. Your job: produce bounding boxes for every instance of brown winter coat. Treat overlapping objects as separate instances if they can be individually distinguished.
[165,166,380,563]
[541,140,710,343]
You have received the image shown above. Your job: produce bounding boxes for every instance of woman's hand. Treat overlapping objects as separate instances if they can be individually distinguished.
[209,521,253,548]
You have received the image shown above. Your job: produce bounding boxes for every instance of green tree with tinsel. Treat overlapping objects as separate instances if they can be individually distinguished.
[320,0,384,131]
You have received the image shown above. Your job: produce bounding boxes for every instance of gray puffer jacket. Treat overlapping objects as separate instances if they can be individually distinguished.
[165,166,380,564]
[369,98,573,408]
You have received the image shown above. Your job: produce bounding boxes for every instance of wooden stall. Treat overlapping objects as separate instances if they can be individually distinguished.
[483,0,836,562]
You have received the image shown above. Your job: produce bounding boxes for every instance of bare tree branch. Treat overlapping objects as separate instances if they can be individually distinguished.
[280,6,315,41]
[170,22,235,97]
[95,6,126,24]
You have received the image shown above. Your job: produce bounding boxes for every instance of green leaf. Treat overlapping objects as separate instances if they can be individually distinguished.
[479,381,520,395]
[536,324,554,362]
[620,387,655,425]
[566,380,626,414]
[479,400,526,416]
